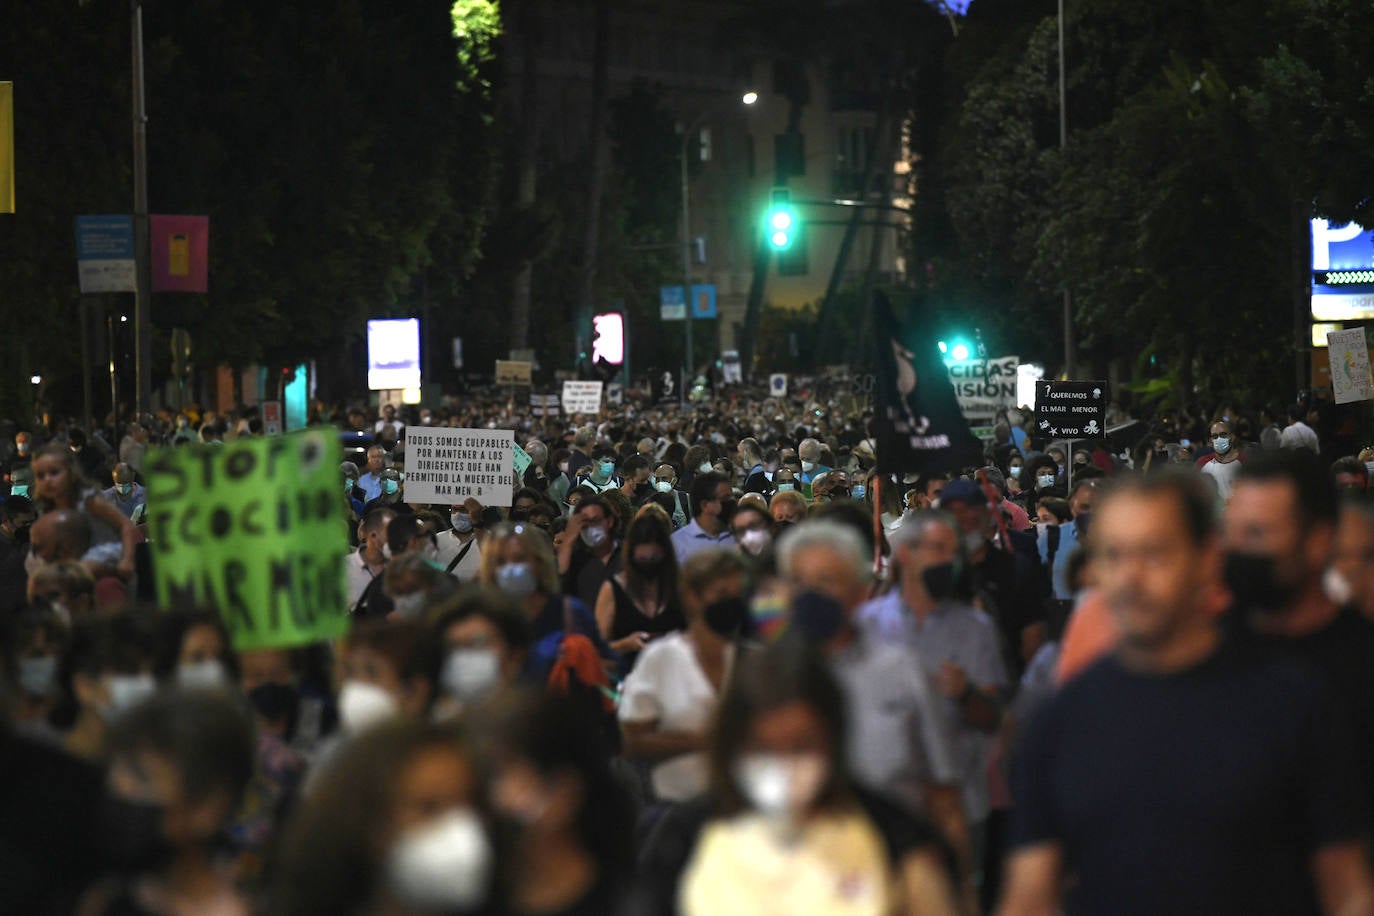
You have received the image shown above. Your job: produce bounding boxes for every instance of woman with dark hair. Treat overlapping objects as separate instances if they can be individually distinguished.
[486,690,635,916]
[594,510,685,671]
[152,608,238,690]
[680,641,960,915]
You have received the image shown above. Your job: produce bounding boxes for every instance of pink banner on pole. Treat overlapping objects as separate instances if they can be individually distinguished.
[150,214,208,292]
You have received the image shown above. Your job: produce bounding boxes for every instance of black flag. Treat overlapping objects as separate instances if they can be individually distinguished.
[872,291,985,476]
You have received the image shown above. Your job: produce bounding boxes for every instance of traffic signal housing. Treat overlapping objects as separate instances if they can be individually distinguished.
[766,187,797,251]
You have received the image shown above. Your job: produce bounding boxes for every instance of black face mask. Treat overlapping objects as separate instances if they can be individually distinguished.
[703,596,748,638]
[248,682,301,735]
[921,562,959,600]
[630,555,667,578]
[790,591,845,643]
[101,795,174,875]
[1223,552,1299,614]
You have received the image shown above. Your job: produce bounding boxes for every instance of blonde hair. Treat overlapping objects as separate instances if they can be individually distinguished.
[477,523,560,596]
[770,489,807,515]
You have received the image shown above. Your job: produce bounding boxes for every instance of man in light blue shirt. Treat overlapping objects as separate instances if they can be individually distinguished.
[1036,479,1096,600]
[670,471,735,563]
[356,445,387,502]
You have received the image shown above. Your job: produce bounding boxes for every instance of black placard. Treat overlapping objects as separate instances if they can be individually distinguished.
[1035,381,1110,439]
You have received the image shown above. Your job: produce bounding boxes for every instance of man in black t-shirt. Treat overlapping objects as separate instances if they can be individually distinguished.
[1003,471,1374,915]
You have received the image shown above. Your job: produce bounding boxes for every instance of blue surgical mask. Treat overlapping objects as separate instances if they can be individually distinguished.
[1009,466,1022,478]
[850,485,866,500]
[450,512,473,534]
[1037,474,1056,489]
[19,655,56,698]
[655,480,673,493]
[496,562,538,598]
[383,478,399,495]
[775,482,794,492]
[598,461,616,479]
[344,479,356,494]
[698,462,713,474]
[1212,436,1231,454]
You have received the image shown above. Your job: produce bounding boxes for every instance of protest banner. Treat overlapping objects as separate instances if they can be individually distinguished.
[561,380,603,414]
[144,429,348,651]
[404,427,514,506]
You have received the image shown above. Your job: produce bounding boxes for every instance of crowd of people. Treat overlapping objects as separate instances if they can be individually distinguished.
[3,386,1374,915]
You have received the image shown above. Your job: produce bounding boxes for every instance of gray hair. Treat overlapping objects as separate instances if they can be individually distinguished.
[776,519,873,583]
[888,508,962,555]
[573,425,596,449]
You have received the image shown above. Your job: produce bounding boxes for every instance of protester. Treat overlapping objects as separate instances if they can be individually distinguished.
[595,509,685,669]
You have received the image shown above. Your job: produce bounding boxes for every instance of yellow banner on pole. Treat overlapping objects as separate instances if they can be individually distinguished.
[0,82,13,213]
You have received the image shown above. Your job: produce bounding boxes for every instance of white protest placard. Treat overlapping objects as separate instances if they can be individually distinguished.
[1327,328,1374,405]
[769,373,788,398]
[404,427,514,507]
[561,380,603,415]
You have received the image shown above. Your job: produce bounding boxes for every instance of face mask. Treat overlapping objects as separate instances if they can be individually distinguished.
[962,532,986,556]
[775,482,794,492]
[698,462,713,474]
[248,682,300,726]
[1009,466,1022,478]
[703,596,748,638]
[598,461,616,480]
[176,659,228,690]
[118,483,133,496]
[391,591,428,620]
[100,795,173,875]
[791,593,845,642]
[11,485,28,498]
[496,562,539,598]
[1223,552,1298,614]
[733,752,828,821]
[655,480,673,493]
[1036,474,1056,489]
[739,528,772,556]
[382,478,400,496]
[387,808,494,911]
[1366,462,1374,476]
[850,485,866,500]
[1212,436,1231,454]
[442,648,502,701]
[341,677,404,733]
[921,562,959,600]
[19,655,57,698]
[450,512,473,534]
[343,479,356,495]
[16,443,28,455]
[103,673,157,720]
[629,554,667,577]
[580,525,608,549]
[801,460,816,473]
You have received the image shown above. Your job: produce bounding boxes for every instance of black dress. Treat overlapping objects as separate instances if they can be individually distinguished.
[608,577,685,673]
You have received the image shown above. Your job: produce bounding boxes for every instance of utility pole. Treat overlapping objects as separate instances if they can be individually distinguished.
[132,0,152,418]
[1059,0,1075,380]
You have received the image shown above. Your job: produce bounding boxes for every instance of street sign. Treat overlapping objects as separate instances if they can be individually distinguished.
[495,360,532,386]
[76,214,136,293]
[769,373,788,398]
[660,286,686,321]
[1035,380,1110,439]
[261,400,282,436]
[691,284,717,318]
[654,369,677,404]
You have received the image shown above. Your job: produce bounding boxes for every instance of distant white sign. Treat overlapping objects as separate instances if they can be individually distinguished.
[367,319,421,390]
[404,427,513,507]
[561,380,603,415]
[1327,327,1374,404]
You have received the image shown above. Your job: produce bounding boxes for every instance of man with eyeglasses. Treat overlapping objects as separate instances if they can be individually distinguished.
[1196,418,1244,501]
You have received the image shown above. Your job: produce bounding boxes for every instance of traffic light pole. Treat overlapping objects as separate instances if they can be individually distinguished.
[679,117,697,406]
[131,0,153,420]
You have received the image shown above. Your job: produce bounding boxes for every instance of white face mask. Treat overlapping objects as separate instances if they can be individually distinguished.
[1036,474,1056,489]
[103,673,157,720]
[391,591,428,620]
[801,460,816,473]
[450,512,474,534]
[387,808,494,911]
[655,480,673,493]
[442,648,502,701]
[733,752,828,820]
[738,528,772,556]
[698,462,713,474]
[177,659,229,690]
[338,679,401,734]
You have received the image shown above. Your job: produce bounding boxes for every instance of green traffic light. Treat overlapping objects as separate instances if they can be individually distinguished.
[765,204,796,251]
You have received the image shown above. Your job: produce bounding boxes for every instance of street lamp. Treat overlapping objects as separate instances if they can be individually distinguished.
[680,90,757,401]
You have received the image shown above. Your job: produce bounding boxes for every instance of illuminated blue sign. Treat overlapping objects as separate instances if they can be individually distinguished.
[1313,218,1374,271]
[1312,219,1374,320]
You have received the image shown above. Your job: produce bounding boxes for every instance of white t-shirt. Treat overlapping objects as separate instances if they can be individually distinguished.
[345,550,381,610]
[434,530,483,582]
[1200,455,1243,500]
[618,633,731,801]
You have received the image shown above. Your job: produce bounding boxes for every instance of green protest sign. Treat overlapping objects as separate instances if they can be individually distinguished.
[513,442,532,477]
[144,429,349,651]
